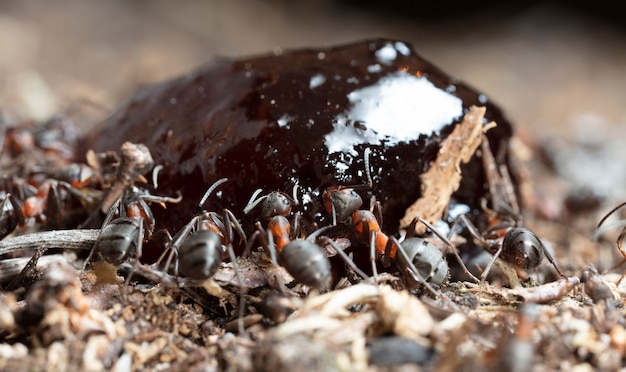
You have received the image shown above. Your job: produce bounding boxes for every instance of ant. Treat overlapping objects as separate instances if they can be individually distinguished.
[244,182,374,289]
[451,214,566,285]
[21,179,96,229]
[448,136,567,287]
[245,185,341,289]
[155,178,248,333]
[82,184,182,275]
[156,178,247,280]
[321,149,473,290]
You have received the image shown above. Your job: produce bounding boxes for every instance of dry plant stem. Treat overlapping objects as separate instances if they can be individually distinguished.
[0,229,99,256]
[511,276,580,304]
[481,135,520,218]
[401,105,497,234]
[0,254,68,282]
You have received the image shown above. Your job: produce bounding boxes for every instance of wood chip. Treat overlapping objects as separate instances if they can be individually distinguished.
[400,106,497,234]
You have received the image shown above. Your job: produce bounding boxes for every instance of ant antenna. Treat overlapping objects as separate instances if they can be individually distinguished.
[152,165,164,189]
[363,147,372,188]
[198,178,228,210]
[291,182,301,206]
[243,189,265,214]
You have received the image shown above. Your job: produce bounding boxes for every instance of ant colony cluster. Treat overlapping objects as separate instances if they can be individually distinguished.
[3,39,619,371]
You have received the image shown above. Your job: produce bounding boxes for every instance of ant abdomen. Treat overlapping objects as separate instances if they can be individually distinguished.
[398,237,449,286]
[178,230,223,280]
[500,227,544,270]
[279,239,331,289]
[97,217,142,265]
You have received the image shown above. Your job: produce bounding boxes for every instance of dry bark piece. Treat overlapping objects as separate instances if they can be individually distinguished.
[400,105,496,234]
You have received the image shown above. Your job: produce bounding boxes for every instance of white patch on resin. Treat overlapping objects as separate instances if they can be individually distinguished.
[394,41,411,56]
[277,114,293,128]
[375,44,397,65]
[309,74,326,89]
[367,64,382,73]
[324,71,463,155]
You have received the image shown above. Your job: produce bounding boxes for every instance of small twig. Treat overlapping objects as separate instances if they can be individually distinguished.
[0,229,99,256]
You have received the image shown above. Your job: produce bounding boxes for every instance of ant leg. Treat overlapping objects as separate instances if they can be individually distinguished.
[163,216,201,274]
[124,219,144,286]
[223,208,247,246]
[290,212,302,240]
[370,195,383,228]
[369,231,379,282]
[241,230,260,259]
[224,242,246,335]
[541,242,567,278]
[417,217,480,283]
[265,229,290,294]
[321,236,369,281]
[481,245,504,286]
[82,198,123,272]
[382,238,394,268]
[152,229,174,272]
[390,236,457,309]
[45,183,63,228]
[405,217,420,239]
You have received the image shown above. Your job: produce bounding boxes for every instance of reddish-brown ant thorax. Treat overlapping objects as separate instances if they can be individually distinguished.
[80,39,514,235]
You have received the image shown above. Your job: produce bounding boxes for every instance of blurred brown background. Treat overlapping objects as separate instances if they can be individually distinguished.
[1,0,625,205]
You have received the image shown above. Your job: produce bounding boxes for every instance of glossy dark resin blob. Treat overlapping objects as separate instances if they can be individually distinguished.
[81,39,514,234]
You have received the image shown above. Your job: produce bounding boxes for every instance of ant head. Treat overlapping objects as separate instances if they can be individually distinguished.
[323,187,363,222]
[260,192,294,220]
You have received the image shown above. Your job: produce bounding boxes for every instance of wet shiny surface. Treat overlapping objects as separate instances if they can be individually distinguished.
[81,39,513,234]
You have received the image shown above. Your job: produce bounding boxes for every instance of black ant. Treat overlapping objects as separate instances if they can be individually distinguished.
[451,215,566,284]
[156,178,248,333]
[245,184,371,289]
[245,184,339,289]
[157,178,247,280]
[448,136,567,286]
[82,185,181,274]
